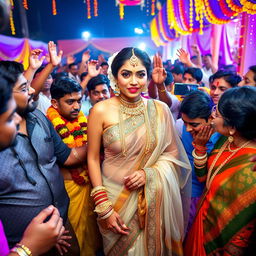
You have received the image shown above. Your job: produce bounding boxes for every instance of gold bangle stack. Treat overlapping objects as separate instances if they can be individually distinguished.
[192,149,208,169]
[11,244,32,256]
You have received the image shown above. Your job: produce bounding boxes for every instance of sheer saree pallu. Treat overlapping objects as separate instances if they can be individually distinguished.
[65,172,102,256]
[184,137,256,256]
[101,100,191,256]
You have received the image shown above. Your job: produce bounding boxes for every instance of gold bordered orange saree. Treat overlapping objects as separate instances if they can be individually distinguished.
[185,136,256,256]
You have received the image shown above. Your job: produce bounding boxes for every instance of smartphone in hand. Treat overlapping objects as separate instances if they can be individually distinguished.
[174,83,199,96]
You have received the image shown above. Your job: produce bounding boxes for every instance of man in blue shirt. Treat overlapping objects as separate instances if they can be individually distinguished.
[179,90,221,232]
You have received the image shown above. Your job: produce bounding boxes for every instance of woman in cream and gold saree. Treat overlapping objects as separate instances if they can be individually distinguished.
[87,47,191,256]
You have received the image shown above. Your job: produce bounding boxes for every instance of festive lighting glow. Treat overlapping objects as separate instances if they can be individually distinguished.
[82,31,91,40]
[138,42,146,51]
[134,27,144,34]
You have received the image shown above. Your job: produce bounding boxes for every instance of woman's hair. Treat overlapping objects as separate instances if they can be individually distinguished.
[111,47,152,79]
[209,70,241,87]
[180,90,213,121]
[218,86,256,140]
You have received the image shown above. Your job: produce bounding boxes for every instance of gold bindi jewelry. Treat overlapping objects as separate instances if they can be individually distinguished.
[129,48,139,67]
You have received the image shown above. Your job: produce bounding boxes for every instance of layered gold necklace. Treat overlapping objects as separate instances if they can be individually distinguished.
[206,139,251,189]
[118,96,151,156]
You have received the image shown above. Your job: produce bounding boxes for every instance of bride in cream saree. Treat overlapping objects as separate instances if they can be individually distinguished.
[100,99,191,256]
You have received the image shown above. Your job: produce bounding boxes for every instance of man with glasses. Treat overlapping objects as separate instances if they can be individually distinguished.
[0,61,88,254]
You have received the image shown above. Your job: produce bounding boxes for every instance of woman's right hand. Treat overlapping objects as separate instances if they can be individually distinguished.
[193,125,214,147]
[98,211,129,235]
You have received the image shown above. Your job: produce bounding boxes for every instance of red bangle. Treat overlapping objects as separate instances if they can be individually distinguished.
[95,198,109,206]
[192,142,207,151]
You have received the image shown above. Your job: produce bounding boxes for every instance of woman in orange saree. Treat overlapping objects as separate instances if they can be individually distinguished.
[87,47,191,256]
[184,86,256,256]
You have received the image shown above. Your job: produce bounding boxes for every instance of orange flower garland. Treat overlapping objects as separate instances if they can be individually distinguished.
[47,106,89,185]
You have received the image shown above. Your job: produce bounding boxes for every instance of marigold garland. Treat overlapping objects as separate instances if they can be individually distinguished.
[47,106,89,185]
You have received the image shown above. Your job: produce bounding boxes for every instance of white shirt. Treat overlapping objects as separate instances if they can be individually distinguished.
[36,93,51,115]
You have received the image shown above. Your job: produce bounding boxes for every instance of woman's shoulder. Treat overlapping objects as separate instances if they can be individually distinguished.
[91,97,118,113]
[148,98,170,112]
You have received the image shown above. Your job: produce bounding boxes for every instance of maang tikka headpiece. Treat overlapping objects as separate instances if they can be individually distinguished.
[129,48,139,67]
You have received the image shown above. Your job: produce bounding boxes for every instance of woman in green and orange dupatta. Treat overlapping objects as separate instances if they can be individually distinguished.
[184,86,256,256]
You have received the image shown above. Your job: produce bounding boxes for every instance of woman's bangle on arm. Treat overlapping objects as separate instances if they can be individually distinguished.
[91,186,114,219]
[10,244,32,256]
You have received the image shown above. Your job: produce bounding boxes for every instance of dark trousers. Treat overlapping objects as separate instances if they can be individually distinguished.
[42,219,80,256]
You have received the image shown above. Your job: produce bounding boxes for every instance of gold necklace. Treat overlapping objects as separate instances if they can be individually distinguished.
[206,139,251,189]
[118,96,151,156]
[119,96,144,116]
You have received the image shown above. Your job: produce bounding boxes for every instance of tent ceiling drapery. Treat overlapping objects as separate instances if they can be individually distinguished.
[0,35,48,69]
[57,36,159,57]
[150,0,256,46]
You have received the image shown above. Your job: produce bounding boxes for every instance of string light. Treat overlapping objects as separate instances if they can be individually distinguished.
[119,3,124,20]
[86,0,91,19]
[151,0,156,15]
[23,0,28,10]
[52,0,57,15]
[189,0,194,32]
[9,0,15,35]
[93,0,98,17]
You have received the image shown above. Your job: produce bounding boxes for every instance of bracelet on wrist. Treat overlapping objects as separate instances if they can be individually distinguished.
[194,158,207,166]
[11,244,32,256]
[158,87,166,93]
[194,163,207,169]
[192,142,208,151]
[192,149,207,160]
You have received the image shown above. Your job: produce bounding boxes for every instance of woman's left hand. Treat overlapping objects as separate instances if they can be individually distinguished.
[124,170,146,191]
[151,53,167,86]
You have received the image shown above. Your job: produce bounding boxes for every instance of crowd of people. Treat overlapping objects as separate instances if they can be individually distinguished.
[0,36,256,256]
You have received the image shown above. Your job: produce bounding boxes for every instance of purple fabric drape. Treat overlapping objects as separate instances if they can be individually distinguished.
[0,35,48,61]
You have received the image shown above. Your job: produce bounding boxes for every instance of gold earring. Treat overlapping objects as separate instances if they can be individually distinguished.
[228,135,234,143]
[113,84,120,95]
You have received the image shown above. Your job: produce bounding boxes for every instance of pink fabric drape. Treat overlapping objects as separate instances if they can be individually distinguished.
[57,37,159,57]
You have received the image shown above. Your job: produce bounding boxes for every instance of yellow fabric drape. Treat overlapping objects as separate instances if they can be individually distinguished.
[65,171,102,256]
